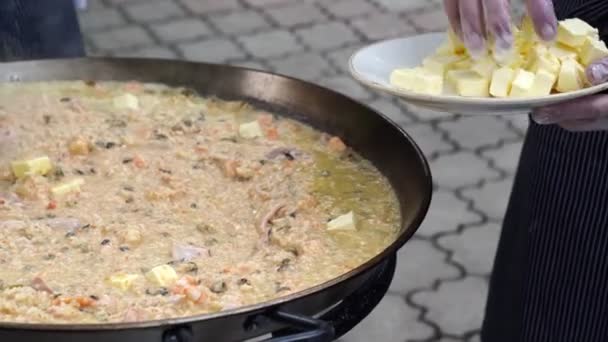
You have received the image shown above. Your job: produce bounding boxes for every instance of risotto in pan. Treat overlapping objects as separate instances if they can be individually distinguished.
[0,81,400,323]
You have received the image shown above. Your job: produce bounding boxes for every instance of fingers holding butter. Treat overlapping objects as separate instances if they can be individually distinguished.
[533,57,608,131]
[444,0,557,57]
[525,0,558,41]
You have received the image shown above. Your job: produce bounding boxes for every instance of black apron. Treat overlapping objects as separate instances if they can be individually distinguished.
[481,1,608,341]
[0,0,84,61]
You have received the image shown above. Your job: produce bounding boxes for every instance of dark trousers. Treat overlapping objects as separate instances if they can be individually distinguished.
[481,1,608,340]
[0,0,84,61]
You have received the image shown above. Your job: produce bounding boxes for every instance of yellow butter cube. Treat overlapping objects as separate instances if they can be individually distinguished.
[11,156,53,179]
[446,70,473,86]
[529,46,561,75]
[490,67,516,97]
[113,93,139,110]
[50,178,84,197]
[422,55,464,76]
[529,69,558,97]
[454,72,490,97]
[472,55,497,77]
[509,69,536,97]
[327,211,357,231]
[238,121,264,139]
[108,273,140,291]
[452,57,473,70]
[145,265,178,287]
[557,18,598,48]
[549,43,579,61]
[580,37,608,66]
[556,58,586,92]
[390,68,443,95]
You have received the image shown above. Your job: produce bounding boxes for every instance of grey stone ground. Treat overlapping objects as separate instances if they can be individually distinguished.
[77,1,530,341]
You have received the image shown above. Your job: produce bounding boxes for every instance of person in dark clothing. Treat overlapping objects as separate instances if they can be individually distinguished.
[444,0,608,341]
[0,0,84,61]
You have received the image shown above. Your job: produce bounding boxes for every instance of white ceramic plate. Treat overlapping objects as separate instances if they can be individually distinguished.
[349,32,608,115]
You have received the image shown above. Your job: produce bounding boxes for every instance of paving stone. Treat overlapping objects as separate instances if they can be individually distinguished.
[318,75,372,101]
[180,0,242,14]
[84,41,102,56]
[265,2,327,27]
[150,18,211,42]
[462,178,514,221]
[430,151,500,189]
[372,0,437,12]
[320,0,376,19]
[439,116,519,150]
[114,46,177,59]
[78,8,126,31]
[417,190,483,237]
[239,30,303,58]
[401,123,453,158]
[481,141,523,175]
[244,0,298,8]
[502,114,530,135]
[124,1,184,22]
[340,294,434,342]
[469,334,481,342]
[326,44,365,73]
[178,39,246,63]
[105,0,147,5]
[438,223,501,275]
[391,239,460,294]
[90,26,153,50]
[296,22,359,50]
[368,98,412,126]
[82,0,106,9]
[413,277,488,336]
[351,13,417,41]
[268,53,334,81]
[409,7,450,32]
[209,10,271,35]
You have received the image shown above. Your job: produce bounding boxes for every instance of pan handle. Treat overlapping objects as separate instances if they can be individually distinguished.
[259,255,396,342]
[260,311,335,342]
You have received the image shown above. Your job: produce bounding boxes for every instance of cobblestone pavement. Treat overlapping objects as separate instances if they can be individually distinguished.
[78,1,529,341]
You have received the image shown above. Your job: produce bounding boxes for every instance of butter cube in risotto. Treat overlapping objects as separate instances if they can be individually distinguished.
[146,265,178,287]
[238,121,264,139]
[112,93,139,110]
[108,273,140,291]
[327,211,357,231]
[11,156,52,179]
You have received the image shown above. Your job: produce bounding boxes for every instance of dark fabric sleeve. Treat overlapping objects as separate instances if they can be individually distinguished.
[0,0,85,61]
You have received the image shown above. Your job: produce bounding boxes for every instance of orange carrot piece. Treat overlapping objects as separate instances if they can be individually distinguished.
[328,137,347,153]
[266,127,279,140]
[133,155,146,168]
[47,200,57,210]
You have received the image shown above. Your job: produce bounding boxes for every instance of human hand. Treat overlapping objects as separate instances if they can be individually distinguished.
[532,58,608,131]
[443,0,558,56]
